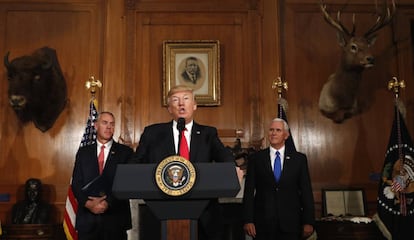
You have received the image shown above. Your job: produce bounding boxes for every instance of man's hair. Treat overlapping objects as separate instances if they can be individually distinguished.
[272,118,290,132]
[167,85,195,103]
[185,57,198,66]
[98,111,115,121]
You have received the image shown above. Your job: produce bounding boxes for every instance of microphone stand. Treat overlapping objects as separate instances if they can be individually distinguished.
[177,131,183,156]
[176,118,185,156]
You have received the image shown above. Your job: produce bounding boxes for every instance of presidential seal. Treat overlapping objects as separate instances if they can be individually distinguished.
[155,155,196,196]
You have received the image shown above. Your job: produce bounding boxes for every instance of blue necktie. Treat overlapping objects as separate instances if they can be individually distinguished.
[274,151,281,182]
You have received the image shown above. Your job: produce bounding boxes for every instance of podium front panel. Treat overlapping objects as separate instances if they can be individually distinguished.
[112,162,240,200]
[146,200,209,220]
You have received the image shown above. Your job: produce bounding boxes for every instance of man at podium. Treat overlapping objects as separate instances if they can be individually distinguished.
[130,85,235,240]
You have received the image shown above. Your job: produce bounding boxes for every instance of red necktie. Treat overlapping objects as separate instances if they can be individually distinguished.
[179,129,190,160]
[98,145,105,174]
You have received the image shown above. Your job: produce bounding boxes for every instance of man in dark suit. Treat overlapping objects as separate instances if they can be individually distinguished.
[180,57,201,84]
[130,85,234,240]
[243,118,315,240]
[72,111,133,240]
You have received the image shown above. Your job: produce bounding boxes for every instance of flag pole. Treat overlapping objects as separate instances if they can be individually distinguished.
[272,77,296,151]
[387,76,407,215]
[387,76,405,99]
[63,76,102,240]
[85,76,102,108]
[272,76,288,116]
[272,76,288,99]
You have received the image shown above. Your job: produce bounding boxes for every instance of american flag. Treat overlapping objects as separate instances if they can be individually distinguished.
[277,98,296,151]
[63,99,98,240]
[391,179,403,192]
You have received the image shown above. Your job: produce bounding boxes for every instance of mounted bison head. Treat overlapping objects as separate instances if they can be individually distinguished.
[4,47,67,132]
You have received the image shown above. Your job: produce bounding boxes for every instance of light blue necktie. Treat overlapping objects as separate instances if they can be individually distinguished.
[274,151,281,182]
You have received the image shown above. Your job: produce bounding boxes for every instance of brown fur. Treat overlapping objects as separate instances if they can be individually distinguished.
[4,47,67,132]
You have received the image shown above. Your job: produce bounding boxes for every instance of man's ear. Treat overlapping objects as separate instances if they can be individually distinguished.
[284,132,290,140]
[193,103,197,111]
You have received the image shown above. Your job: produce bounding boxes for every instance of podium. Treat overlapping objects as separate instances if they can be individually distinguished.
[112,162,240,240]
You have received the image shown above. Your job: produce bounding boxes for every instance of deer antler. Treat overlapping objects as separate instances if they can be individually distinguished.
[364,0,396,38]
[319,0,356,37]
[318,0,397,123]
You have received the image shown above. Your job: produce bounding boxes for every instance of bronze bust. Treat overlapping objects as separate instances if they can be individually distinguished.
[12,178,51,224]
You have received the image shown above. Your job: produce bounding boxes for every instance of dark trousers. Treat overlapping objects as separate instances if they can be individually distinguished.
[254,219,301,240]
[78,216,128,240]
[79,229,127,240]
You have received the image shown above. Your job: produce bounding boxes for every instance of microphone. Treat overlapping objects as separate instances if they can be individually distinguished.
[177,117,186,131]
[177,118,185,155]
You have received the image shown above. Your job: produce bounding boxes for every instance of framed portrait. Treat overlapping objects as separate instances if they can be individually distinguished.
[163,40,220,106]
[322,188,367,217]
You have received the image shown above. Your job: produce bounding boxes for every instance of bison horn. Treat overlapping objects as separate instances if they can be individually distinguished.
[4,51,10,69]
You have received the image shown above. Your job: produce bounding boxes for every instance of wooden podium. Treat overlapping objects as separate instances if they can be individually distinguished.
[112,162,240,240]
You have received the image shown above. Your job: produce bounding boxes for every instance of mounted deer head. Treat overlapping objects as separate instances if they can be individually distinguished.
[318,0,396,123]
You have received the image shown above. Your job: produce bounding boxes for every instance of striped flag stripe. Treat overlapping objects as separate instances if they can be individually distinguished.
[63,99,98,240]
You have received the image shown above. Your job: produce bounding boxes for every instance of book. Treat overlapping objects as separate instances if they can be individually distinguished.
[323,189,366,217]
[81,175,109,197]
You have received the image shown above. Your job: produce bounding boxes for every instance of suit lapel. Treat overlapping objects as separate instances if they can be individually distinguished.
[189,123,202,161]
[261,148,275,182]
[104,142,117,171]
[87,144,100,175]
[166,122,176,155]
[263,148,293,184]
[279,148,293,181]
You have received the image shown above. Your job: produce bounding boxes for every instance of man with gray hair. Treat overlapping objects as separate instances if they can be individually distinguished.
[243,118,315,239]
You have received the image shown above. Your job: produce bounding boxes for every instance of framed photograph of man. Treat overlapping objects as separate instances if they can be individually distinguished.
[163,40,221,106]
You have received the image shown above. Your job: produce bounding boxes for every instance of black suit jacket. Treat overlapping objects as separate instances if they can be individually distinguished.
[181,71,201,84]
[131,121,234,238]
[243,146,315,234]
[131,121,234,164]
[72,141,133,234]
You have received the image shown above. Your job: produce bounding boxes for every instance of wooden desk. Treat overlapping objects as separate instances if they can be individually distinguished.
[0,224,64,240]
[315,220,386,240]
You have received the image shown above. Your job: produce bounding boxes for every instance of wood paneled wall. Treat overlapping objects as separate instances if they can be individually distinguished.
[0,0,413,224]
[281,0,414,208]
[0,0,105,223]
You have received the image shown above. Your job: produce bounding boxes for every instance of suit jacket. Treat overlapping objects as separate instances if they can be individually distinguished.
[181,70,201,84]
[72,141,133,234]
[131,121,234,164]
[243,146,315,233]
[12,200,51,224]
[131,121,234,238]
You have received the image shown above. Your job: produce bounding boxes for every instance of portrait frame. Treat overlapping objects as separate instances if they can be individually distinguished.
[322,188,367,217]
[163,40,221,106]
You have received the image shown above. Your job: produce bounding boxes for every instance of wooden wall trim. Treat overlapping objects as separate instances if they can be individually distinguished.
[127,0,260,12]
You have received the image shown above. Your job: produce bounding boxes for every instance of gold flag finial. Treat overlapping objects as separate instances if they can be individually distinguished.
[85,76,102,97]
[388,76,405,98]
[272,77,288,99]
